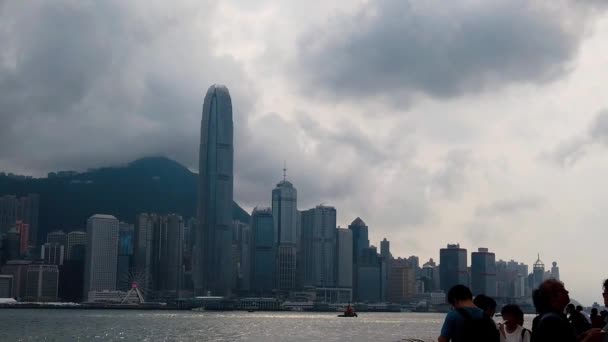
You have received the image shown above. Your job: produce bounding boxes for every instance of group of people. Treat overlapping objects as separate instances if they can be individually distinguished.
[438,278,608,342]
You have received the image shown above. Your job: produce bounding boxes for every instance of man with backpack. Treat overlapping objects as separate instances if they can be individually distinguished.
[438,284,500,342]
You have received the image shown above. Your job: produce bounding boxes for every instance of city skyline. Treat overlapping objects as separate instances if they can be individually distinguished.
[1,1,608,305]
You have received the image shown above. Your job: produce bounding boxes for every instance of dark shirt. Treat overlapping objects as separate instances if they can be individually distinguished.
[440,306,485,342]
[532,312,577,342]
[569,311,591,336]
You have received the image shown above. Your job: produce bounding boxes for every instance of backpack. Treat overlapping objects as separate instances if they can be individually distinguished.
[521,327,531,341]
[456,308,500,342]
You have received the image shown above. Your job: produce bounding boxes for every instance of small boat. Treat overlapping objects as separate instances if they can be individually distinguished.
[247,309,256,313]
[337,313,358,317]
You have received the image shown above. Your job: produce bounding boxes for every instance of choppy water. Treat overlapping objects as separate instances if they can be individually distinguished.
[0,309,536,341]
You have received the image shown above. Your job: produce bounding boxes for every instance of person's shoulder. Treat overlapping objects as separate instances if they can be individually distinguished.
[463,306,485,318]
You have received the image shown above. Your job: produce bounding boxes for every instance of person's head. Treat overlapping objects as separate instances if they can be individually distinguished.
[576,305,584,313]
[473,294,497,317]
[566,303,576,314]
[591,308,598,317]
[533,279,570,314]
[501,304,524,331]
[447,284,473,308]
[603,278,608,307]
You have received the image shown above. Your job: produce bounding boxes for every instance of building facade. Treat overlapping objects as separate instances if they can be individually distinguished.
[250,207,275,295]
[0,274,13,298]
[195,84,234,296]
[41,243,64,266]
[335,228,353,289]
[300,205,337,288]
[84,214,119,302]
[66,231,87,261]
[439,243,468,292]
[25,264,59,301]
[272,177,298,292]
[471,248,497,297]
[387,258,416,303]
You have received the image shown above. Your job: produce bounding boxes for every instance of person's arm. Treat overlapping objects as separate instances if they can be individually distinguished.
[438,312,455,342]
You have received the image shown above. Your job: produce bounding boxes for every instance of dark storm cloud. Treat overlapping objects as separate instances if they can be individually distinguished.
[547,109,608,167]
[296,0,598,102]
[0,1,256,174]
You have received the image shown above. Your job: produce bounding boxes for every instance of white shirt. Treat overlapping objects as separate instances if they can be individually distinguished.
[500,325,531,342]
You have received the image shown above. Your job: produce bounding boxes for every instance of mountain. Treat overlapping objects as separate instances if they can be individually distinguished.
[0,157,250,243]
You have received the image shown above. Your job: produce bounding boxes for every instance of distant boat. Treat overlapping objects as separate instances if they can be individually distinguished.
[338,313,358,317]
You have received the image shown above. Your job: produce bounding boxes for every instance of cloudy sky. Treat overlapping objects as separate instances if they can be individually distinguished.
[2,0,608,305]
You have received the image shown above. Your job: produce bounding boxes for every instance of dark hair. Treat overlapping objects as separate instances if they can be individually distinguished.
[591,308,598,317]
[603,278,608,291]
[501,304,524,321]
[533,279,565,314]
[447,284,473,305]
[474,294,497,312]
[576,305,583,312]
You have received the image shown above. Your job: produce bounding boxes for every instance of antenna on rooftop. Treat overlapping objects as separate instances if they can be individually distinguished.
[283,160,287,181]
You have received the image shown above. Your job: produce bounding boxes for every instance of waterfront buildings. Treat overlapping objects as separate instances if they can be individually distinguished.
[387,258,416,303]
[471,248,497,296]
[25,264,59,301]
[439,243,468,292]
[272,175,298,293]
[300,205,337,288]
[0,274,13,298]
[84,214,119,302]
[66,231,87,261]
[335,228,353,289]
[250,207,275,295]
[195,84,234,297]
[41,243,64,266]
[0,260,31,299]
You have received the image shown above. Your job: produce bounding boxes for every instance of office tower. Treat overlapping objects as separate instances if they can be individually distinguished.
[41,243,64,265]
[348,217,370,300]
[0,195,17,235]
[439,243,468,292]
[550,262,560,280]
[154,214,183,298]
[532,255,545,289]
[195,84,234,296]
[0,260,31,299]
[387,258,416,303]
[135,213,157,292]
[4,227,21,260]
[335,228,353,288]
[272,172,298,293]
[300,205,337,288]
[14,221,29,256]
[232,220,251,293]
[357,246,383,303]
[47,230,67,260]
[181,217,197,294]
[16,194,39,245]
[25,264,59,301]
[250,207,275,295]
[470,248,496,296]
[421,261,436,293]
[117,222,134,291]
[380,238,391,260]
[0,274,13,298]
[66,231,87,261]
[84,214,119,302]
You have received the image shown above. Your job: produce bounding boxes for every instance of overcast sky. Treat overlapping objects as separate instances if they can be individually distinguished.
[2,1,608,305]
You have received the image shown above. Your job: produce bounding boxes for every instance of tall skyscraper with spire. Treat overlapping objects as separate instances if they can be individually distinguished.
[272,166,298,292]
[194,84,234,296]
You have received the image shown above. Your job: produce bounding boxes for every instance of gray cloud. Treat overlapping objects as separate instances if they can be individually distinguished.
[547,109,608,166]
[475,196,543,218]
[296,0,600,103]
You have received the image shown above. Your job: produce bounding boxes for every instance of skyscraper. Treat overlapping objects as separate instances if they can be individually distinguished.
[195,84,234,296]
[532,255,545,289]
[25,264,59,301]
[155,214,184,298]
[272,173,298,292]
[117,222,134,291]
[0,195,17,235]
[335,228,353,289]
[439,243,468,292]
[47,230,67,260]
[250,207,275,295]
[471,248,497,296]
[300,205,337,288]
[66,231,87,261]
[135,213,155,287]
[84,214,119,302]
[348,217,370,300]
[41,243,64,265]
[387,258,416,303]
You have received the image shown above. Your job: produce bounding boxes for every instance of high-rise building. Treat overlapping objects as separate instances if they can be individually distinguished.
[194,84,234,297]
[0,274,13,298]
[117,222,134,291]
[154,214,183,298]
[135,213,155,287]
[300,205,337,288]
[387,258,416,303]
[15,221,29,255]
[17,194,39,245]
[380,238,392,300]
[4,227,21,260]
[0,260,31,299]
[335,228,353,289]
[232,220,251,293]
[41,243,64,265]
[439,243,468,292]
[250,207,275,295]
[47,230,67,260]
[471,248,496,297]
[0,195,17,235]
[532,255,545,289]
[550,262,560,280]
[348,217,370,300]
[84,214,119,302]
[357,246,383,303]
[66,231,87,261]
[272,173,298,293]
[380,238,391,260]
[25,264,59,301]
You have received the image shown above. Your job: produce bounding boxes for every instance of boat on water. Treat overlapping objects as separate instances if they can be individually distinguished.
[338,305,357,317]
[337,313,358,317]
